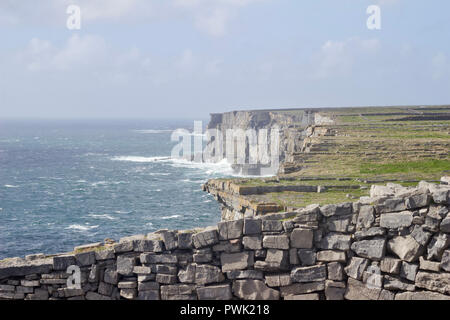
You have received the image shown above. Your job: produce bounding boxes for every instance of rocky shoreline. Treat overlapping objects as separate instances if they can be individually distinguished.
[1,178,449,300]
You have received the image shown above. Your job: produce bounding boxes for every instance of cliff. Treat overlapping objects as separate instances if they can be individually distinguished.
[203,105,450,219]
[1,179,450,300]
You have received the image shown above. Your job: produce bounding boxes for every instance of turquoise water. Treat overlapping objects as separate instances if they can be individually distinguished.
[0,119,232,260]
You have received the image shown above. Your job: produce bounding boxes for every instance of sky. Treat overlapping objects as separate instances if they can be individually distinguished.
[0,0,449,119]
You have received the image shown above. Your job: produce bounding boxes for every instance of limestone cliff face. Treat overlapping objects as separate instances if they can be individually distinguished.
[204,109,331,175]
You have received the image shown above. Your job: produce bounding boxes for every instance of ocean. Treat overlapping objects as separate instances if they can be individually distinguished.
[0,119,234,260]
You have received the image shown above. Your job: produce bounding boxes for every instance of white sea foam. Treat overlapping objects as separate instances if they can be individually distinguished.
[65,224,99,231]
[4,185,19,188]
[88,214,117,220]
[111,156,171,163]
[114,210,132,214]
[160,215,181,220]
[134,129,173,134]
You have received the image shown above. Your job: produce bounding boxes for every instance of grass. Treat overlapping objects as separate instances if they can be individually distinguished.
[359,159,450,175]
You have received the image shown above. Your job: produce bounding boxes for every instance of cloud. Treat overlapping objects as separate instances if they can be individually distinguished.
[313,38,380,79]
[0,0,264,36]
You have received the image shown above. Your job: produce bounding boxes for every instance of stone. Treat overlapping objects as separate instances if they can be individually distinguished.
[160,231,178,250]
[387,236,424,262]
[410,225,432,246]
[375,198,407,214]
[177,232,193,249]
[284,293,319,300]
[195,264,225,285]
[356,205,375,230]
[415,271,450,294]
[178,264,196,283]
[242,236,262,250]
[280,282,325,297]
[75,251,96,267]
[405,193,430,209]
[193,253,212,264]
[98,282,113,296]
[262,235,289,249]
[441,217,450,233]
[380,257,401,274]
[344,278,382,300]
[327,262,344,281]
[156,274,177,284]
[243,219,262,235]
[138,281,159,291]
[118,281,137,289]
[316,250,346,262]
[265,274,292,287]
[255,249,289,271]
[320,202,352,217]
[138,274,156,282]
[395,291,450,300]
[138,290,160,300]
[344,257,369,280]
[133,266,153,274]
[427,233,450,260]
[354,227,386,240]
[103,269,118,285]
[53,255,76,271]
[120,289,137,300]
[400,262,418,281]
[297,249,316,266]
[212,241,242,253]
[88,264,100,283]
[21,280,40,287]
[290,229,314,249]
[95,248,115,261]
[156,265,177,275]
[192,228,219,248]
[351,237,386,260]
[380,211,413,229]
[325,280,346,300]
[113,241,134,253]
[140,253,177,264]
[226,270,264,280]
[160,284,196,300]
[319,233,351,251]
[442,250,450,272]
[262,220,283,232]
[85,292,112,300]
[218,220,244,240]
[232,280,280,300]
[326,216,351,233]
[419,256,441,272]
[291,265,326,283]
[221,252,254,272]
[196,285,232,300]
[383,275,415,291]
[289,248,299,265]
[134,240,164,253]
[117,255,137,276]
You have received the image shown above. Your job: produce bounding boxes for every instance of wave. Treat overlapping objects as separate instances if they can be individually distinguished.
[134,129,173,134]
[111,156,171,163]
[111,155,272,178]
[88,214,117,220]
[160,215,181,220]
[65,224,99,231]
[114,210,132,214]
[4,185,19,188]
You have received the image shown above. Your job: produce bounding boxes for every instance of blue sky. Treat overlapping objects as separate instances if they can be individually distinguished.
[0,0,449,119]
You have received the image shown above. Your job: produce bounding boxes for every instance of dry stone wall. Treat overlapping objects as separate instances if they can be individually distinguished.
[1,179,450,300]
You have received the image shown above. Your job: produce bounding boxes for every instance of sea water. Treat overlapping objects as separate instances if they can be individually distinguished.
[0,119,234,259]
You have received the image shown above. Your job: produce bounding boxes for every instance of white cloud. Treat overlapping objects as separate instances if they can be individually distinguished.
[313,38,380,79]
[0,0,264,36]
